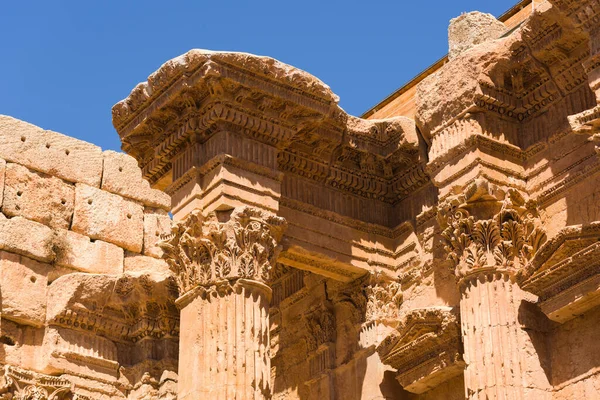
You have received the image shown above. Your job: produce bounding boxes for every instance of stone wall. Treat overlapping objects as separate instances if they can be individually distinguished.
[0,115,177,399]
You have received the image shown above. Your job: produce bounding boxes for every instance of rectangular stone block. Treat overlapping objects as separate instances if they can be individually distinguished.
[0,216,54,262]
[54,230,124,275]
[102,150,171,210]
[124,251,170,274]
[71,184,143,252]
[1,251,50,327]
[0,115,103,187]
[0,158,5,209]
[3,163,75,229]
[143,208,172,258]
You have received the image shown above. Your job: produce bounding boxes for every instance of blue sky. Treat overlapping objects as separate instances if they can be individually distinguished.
[1,0,517,152]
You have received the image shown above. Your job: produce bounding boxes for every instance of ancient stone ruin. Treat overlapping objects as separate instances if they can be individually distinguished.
[2,0,600,398]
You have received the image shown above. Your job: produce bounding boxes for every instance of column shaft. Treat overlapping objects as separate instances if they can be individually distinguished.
[178,280,271,400]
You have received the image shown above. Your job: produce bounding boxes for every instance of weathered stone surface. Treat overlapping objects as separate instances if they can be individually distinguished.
[71,183,143,252]
[54,229,124,275]
[448,11,506,60]
[0,115,103,187]
[1,251,49,327]
[0,216,54,262]
[102,150,171,210]
[0,158,5,209]
[4,2,600,399]
[2,163,75,229]
[124,251,169,274]
[143,208,171,258]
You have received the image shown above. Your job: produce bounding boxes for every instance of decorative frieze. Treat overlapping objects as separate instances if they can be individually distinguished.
[0,365,89,400]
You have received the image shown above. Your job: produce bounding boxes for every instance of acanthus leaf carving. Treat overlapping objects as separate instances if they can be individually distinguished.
[365,271,403,326]
[159,207,287,295]
[437,180,547,280]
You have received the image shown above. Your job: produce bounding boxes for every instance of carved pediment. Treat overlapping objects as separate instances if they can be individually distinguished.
[522,223,600,322]
[376,307,464,394]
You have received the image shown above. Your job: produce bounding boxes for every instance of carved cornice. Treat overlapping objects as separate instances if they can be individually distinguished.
[113,49,431,212]
[376,307,464,394]
[0,365,90,400]
[159,207,287,295]
[437,180,547,282]
[417,4,592,164]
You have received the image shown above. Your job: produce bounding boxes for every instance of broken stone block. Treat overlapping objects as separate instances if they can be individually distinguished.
[448,11,506,60]
[0,251,50,327]
[3,163,75,230]
[54,230,124,275]
[71,184,144,253]
[0,115,103,187]
[0,216,54,262]
[102,150,171,210]
[143,207,172,258]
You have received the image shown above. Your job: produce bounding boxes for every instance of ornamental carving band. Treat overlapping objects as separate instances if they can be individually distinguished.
[159,207,287,294]
[437,182,547,279]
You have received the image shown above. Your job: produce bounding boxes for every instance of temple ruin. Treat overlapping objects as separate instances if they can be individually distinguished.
[1,0,600,398]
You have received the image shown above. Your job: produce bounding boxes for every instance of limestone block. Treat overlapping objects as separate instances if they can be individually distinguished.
[124,251,170,274]
[72,184,143,252]
[2,163,75,229]
[0,158,5,209]
[54,230,124,275]
[0,115,103,187]
[102,150,171,210]
[0,251,50,327]
[143,208,172,258]
[0,216,54,262]
[448,12,506,60]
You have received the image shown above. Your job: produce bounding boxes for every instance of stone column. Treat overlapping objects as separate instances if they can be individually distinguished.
[438,181,551,400]
[459,269,536,400]
[159,207,286,400]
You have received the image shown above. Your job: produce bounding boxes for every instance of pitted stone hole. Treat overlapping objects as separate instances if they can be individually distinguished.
[65,149,70,155]
[20,136,26,142]
[155,231,160,237]
[30,276,37,283]
[216,208,234,223]
[90,239,96,243]
[0,336,15,346]
[61,198,66,205]
[15,205,20,211]
[127,213,132,219]
[16,191,22,197]
[88,199,93,205]
[46,143,51,149]
[118,166,123,172]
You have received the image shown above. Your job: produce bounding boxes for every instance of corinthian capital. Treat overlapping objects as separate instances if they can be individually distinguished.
[437,181,547,281]
[159,207,287,294]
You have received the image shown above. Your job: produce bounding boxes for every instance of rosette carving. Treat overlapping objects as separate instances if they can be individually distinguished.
[159,207,287,294]
[437,182,547,279]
